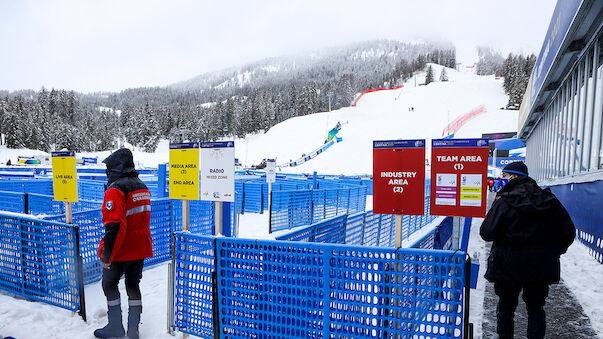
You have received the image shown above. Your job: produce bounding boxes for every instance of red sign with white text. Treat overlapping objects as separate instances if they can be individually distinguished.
[430,138,489,217]
[373,139,425,215]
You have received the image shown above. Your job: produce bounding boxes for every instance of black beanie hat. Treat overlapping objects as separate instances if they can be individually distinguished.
[502,161,528,176]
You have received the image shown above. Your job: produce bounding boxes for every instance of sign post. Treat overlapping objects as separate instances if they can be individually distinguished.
[430,138,489,249]
[51,150,81,318]
[200,141,235,236]
[373,139,426,247]
[169,142,200,232]
[266,159,276,213]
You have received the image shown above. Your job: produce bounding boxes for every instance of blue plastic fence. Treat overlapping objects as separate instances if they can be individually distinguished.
[275,214,348,244]
[0,179,53,195]
[270,186,367,232]
[0,213,83,313]
[172,233,468,338]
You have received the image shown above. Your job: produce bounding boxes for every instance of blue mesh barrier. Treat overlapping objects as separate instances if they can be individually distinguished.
[0,190,26,213]
[77,179,106,201]
[44,209,104,284]
[275,224,315,242]
[275,215,351,245]
[0,213,81,312]
[0,179,53,195]
[313,214,347,244]
[549,180,603,263]
[271,187,367,232]
[173,233,215,338]
[215,237,467,338]
[345,211,365,245]
[270,189,313,232]
[242,182,263,213]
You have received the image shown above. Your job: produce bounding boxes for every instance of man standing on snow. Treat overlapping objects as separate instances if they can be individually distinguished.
[95,148,153,339]
[480,161,575,339]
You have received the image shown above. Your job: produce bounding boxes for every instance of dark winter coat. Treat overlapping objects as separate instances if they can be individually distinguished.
[480,176,575,284]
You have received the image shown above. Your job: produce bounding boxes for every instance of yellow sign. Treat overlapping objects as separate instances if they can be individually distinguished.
[169,142,200,200]
[51,151,78,202]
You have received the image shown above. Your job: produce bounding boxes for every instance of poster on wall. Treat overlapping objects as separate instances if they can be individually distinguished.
[200,141,235,202]
[430,138,489,217]
[373,139,425,215]
[169,142,200,200]
[51,151,78,202]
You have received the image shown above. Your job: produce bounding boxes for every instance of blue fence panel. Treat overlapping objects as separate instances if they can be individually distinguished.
[28,193,64,215]
[0,191,26,213]
[78,179,106,202]
[242,182,263,213]
[378,214,395,246]
[0,179,53,195]
[215,237,467,338]
[173,233,215,338]
[345,212,365,245]
[313,214,347,244]
[270,190,312,232]
[275,224,315,242]
[45,209,104,284]
[235,181,244,214]
[0,213,80,312]
[362,211,380,246]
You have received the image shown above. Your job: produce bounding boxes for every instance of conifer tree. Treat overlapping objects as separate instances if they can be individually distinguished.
[425,65,434,85]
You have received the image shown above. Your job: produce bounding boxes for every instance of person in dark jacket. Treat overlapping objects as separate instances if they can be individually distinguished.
[480,161,575,339]
[95,148,153,339]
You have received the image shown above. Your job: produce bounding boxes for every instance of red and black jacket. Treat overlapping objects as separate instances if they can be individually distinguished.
[98,149,153,263]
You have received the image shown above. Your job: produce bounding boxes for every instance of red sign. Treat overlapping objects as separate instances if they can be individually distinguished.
[373,139,425,215]
[430,139,489,217]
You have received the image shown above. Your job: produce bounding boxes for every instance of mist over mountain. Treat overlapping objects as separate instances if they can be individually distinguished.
[1,40,458,152]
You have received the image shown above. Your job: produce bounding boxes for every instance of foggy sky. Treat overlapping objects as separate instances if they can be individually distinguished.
[0,0,557,93]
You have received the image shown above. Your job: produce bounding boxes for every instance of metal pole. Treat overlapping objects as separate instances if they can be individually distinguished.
[182,200,189,232]
[66,201,73,224]
[268,182,272,215]
[452,216,461,250]
[394,214,403,248]
[74,225,87,322]
[167,232,176,335]
[215,201,223,236]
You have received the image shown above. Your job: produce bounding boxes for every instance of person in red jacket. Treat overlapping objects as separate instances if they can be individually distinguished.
[95,148,153,339]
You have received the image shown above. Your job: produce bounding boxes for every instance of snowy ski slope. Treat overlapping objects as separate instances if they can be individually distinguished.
[235,64,518,175]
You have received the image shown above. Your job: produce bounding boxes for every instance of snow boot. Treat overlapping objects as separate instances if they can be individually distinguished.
[94,302,125,338]
[127,304,142,339]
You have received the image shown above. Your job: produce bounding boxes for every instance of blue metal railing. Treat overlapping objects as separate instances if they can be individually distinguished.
[172,233,468,338]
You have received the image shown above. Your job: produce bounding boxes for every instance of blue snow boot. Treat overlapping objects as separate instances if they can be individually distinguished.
[94,303,125,338]
[127,304,142,339]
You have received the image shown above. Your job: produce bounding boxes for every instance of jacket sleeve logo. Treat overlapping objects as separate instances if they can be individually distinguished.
[106,201,113,210]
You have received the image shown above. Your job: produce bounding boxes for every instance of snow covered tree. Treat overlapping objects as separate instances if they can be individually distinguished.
[439,68,449,82]
[425,65,434,85]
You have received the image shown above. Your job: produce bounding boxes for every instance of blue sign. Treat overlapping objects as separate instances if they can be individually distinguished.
[200,141,234,148]
[530,0,583,107]
[488,157,526,168]
[169,142,199,149]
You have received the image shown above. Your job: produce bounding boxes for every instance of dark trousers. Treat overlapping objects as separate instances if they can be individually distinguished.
[102,259,144,304]
[494,281,549,339]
